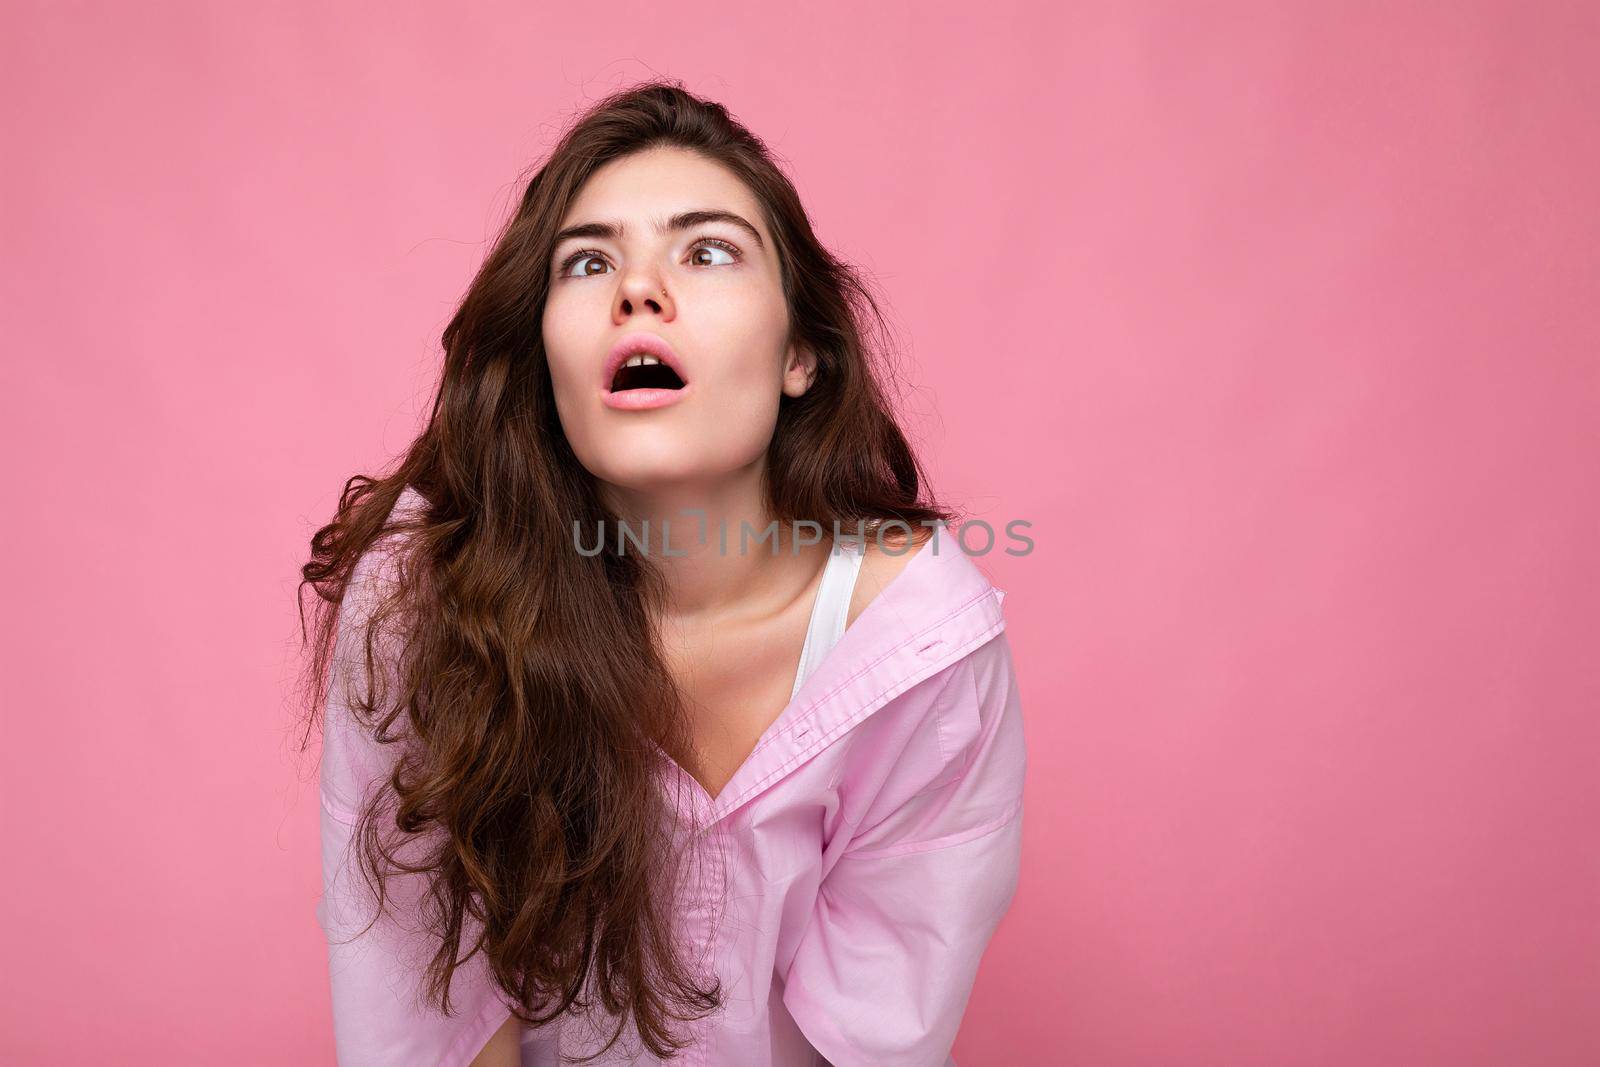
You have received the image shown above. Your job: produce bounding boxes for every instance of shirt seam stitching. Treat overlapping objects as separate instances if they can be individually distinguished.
[836,793,1023,861]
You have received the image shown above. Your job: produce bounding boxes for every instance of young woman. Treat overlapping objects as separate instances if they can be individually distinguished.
[300,80,1026,1066]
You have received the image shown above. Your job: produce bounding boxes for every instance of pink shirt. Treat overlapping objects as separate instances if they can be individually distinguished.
[318,492,1026,1066]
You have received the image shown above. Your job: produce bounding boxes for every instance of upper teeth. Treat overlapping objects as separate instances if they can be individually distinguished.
[624,354,662,367]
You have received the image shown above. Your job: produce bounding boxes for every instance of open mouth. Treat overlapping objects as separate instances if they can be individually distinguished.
[609,355,686,393]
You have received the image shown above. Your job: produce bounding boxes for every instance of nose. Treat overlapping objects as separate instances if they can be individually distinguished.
[616,269,673,320]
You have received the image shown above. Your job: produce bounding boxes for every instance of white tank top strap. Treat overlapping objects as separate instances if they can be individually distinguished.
[789,537,868,700]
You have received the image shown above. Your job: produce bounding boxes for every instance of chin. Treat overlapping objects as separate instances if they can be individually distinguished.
[591,455,705,490]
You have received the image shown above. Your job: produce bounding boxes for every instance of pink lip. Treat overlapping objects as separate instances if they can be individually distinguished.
[600,332,692,411]
[601,385,691,411]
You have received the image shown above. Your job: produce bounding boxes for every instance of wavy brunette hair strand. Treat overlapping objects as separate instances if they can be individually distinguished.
[295,78,955,1060]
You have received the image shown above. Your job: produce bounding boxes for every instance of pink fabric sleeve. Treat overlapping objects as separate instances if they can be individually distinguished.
[781,631,1028,1067]
[316,539,515,1066]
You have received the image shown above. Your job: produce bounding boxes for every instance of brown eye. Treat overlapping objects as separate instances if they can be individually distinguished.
[689,238,740,267]
[557,250,610,278]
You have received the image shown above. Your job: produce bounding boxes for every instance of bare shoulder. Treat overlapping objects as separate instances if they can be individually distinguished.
[845,525,934,630]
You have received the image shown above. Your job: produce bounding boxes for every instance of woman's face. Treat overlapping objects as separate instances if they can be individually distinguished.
[541,146,813,502]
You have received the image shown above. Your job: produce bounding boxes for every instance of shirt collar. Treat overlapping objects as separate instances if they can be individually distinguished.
[669,533,1009,824]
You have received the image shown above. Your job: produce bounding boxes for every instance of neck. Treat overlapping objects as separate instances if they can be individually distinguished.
[597,463,825,624]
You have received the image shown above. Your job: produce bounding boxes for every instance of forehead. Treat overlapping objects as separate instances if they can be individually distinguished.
[558,147,765,235]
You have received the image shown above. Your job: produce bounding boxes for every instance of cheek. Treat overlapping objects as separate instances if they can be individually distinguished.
[542,310,608,443]
[540,340,596,462]
[700,388,781,448]
[547,352,587,400]
[541,304,585,390]
[543,352,583,433]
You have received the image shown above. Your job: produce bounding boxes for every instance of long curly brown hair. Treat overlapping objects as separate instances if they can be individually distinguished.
[295,78,955,1060]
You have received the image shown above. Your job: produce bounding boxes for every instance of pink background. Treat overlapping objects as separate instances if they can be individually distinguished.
[4,2,1597,1063]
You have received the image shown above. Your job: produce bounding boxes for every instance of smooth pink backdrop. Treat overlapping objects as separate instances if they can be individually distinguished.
[4,2,1596,1064]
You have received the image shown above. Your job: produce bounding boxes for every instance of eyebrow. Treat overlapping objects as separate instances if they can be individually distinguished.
[551,210,767,254]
